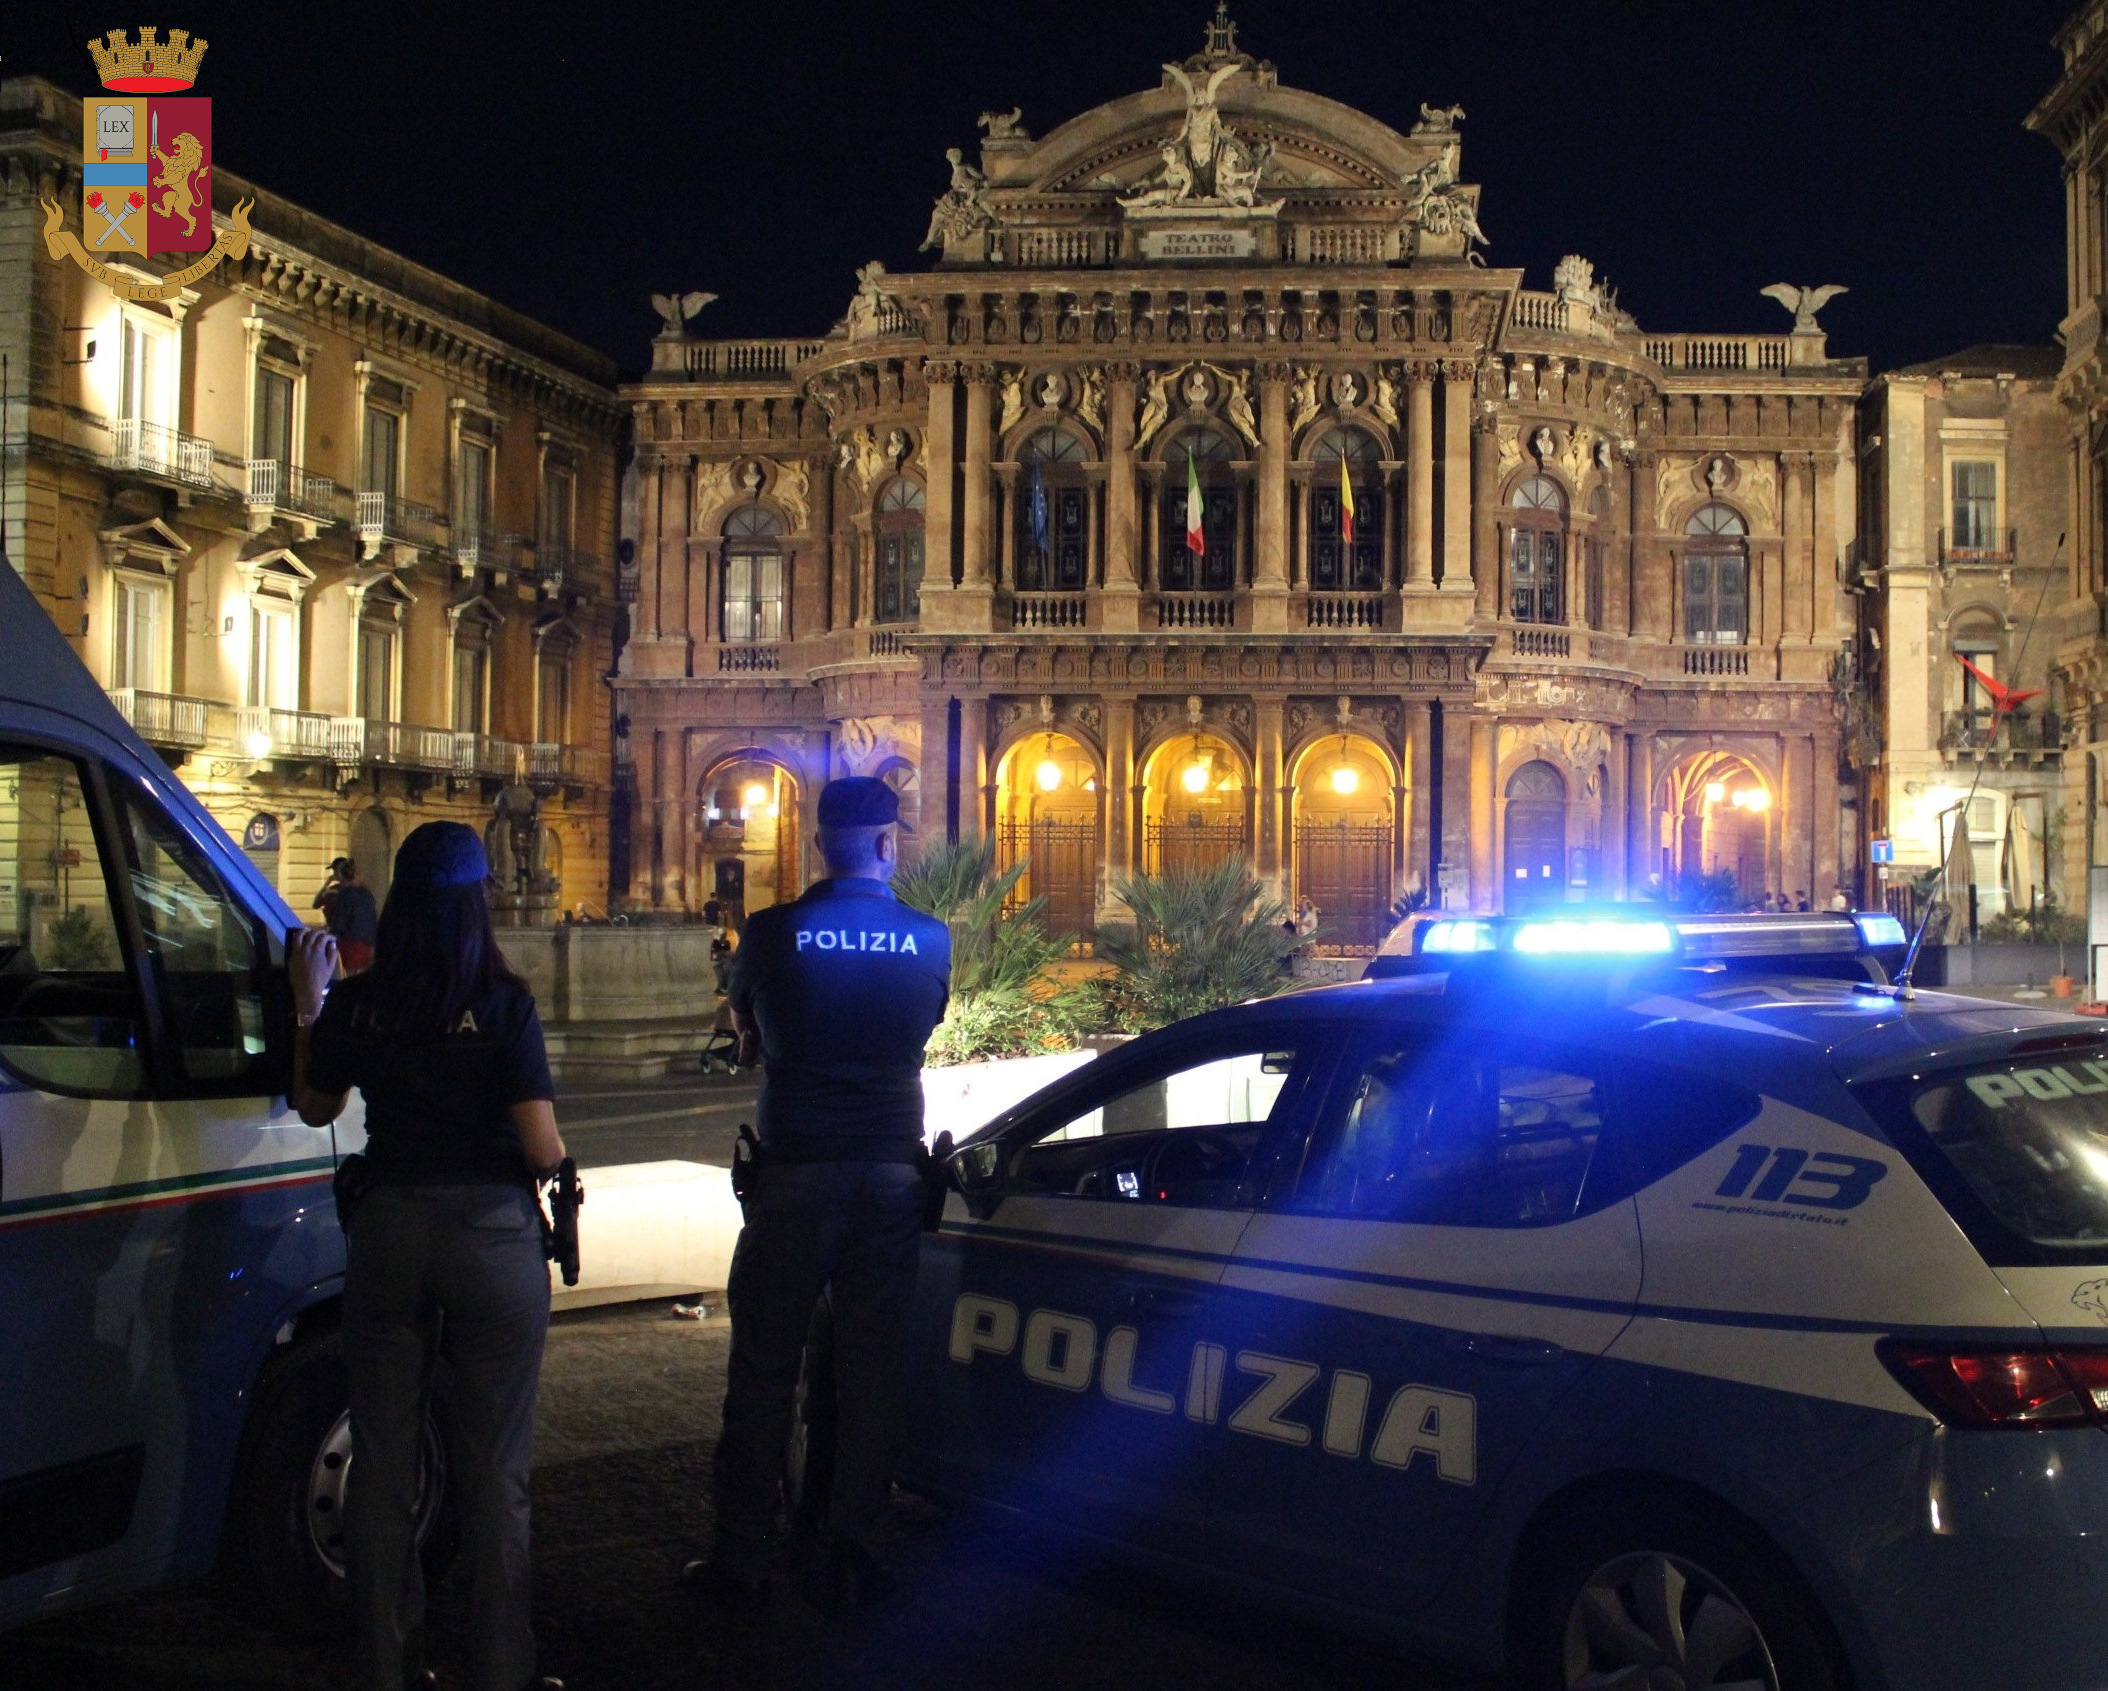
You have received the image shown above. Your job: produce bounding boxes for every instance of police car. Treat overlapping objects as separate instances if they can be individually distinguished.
[0,561,438,1636]
[896,909,2108,1690]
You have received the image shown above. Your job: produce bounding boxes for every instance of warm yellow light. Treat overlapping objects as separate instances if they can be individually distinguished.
[243,730,273,761]
[1330,764,1360,795]
[1732,787,1770,813]
[1084,777,1097,792]
[1703,780,1727,806]
[1036,759,1063,792]
[1182,760,1209,794]
[743,781,769,807]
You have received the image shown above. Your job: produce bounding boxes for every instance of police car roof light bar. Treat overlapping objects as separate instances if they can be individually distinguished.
[1511,918,1675,956]
[1409,909,1896,969]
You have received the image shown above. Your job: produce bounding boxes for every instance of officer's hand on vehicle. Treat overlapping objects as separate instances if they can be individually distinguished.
[286,926,338,1024]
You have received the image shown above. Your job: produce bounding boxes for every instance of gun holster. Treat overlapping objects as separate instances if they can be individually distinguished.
[332,1152,371,1230]
[920,1131,954,1233]
[729,1123,762,1216]
[541,1156,584,1288]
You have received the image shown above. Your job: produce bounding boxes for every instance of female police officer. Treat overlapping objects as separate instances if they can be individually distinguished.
[288,821,566,1691]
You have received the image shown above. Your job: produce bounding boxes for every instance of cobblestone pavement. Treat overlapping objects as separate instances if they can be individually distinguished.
[12,1303,1492,1691]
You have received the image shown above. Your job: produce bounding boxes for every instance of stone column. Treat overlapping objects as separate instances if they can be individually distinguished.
[1812,726,1841,904]
[1782,451,1813,642]
[634,455,661,641]
[654,727,680,910]
[921,360,958,611]
[1407,698,1433,892]
[957,695,989,841]
[919,690,955,843]
[1812,450,1840,640]
[1253,361,1291,633]
[632,722,659,908]
[1602,732,1626,898]
[1439,360,1474,599]
[1406,364,1435,588]
[1472,407,1501,622]
[953,364,997,632]
[1255,696,1285,892]
[1104,696,1137,896]
[1627,730,1657,896]
[1469,713,1497,912]
[1103,362,1141,632]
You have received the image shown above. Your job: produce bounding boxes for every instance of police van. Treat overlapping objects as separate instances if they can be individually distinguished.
[903,909,2108,1690]
[0,560,435,1635]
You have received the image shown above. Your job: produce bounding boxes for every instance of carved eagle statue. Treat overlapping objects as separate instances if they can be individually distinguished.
[1761,283,1848,334]
[649,291,717,335]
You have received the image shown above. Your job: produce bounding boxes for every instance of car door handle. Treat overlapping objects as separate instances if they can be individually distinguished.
[1450,1331,1567,1368]
[1121,1286,1208,1320]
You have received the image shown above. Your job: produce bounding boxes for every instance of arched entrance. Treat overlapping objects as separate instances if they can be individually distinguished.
[350,807,392,904]
[1291,732,1395,952]
[1142,731,1248,876]
[1503,761,1567,911]
[994,731,1101,948]
[1660,751,1773,906]
[698,757,802,925]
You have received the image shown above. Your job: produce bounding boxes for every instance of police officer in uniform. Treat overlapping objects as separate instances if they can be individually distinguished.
[691,775,951,1604]
[290,821,566,1691]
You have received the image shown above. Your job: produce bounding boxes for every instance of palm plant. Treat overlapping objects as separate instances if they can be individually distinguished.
[1097,859,1300,1032]
[892,836,1097,1064]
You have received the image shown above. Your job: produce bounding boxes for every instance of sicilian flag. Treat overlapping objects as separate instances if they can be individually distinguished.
[1185,450,1204,555]
[1339,455,1355,546]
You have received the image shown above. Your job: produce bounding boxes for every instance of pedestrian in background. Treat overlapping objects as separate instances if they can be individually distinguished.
[691,776,951,1608]
[317,855,380,974]
[289,821,566,1691]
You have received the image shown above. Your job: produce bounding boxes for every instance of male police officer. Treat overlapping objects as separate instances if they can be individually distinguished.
[691,775,951,1606]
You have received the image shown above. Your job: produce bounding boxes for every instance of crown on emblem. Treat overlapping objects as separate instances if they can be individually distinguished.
[87,27,209,93]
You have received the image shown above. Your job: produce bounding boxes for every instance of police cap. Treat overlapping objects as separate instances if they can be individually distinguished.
[816,776,900,828]
[394,820,490,890]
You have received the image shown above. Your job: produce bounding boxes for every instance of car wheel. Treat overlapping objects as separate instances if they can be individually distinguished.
[785,1293,837,1537]
[1516,1492,1848,1691]
[226,1329,456,1639]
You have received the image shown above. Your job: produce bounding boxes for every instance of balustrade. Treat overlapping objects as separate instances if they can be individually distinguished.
[1304,592,1384,631]
[107,688,209,748]
[1155,592,1237,630]
[1682,647,1751,677]
[1011,592,1088,629]
[719,645,781,673]
[110,418,215,489]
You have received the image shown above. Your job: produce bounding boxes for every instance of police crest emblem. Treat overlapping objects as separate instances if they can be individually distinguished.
[38,27,253,301]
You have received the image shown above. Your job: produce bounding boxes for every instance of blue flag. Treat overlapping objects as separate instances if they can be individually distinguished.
[1027,459,1049,550]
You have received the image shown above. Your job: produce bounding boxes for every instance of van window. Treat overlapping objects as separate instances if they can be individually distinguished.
[117,786,269,1084]
[1908,1055,2108,1250]
[0,749,147,1092]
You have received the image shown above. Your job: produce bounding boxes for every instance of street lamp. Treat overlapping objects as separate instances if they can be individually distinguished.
[243,729,273,761]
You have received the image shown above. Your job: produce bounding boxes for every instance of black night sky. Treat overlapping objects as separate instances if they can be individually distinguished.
[8,1,2081,376]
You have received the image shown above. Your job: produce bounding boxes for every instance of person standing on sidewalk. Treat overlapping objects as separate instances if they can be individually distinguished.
[289,821,566,1691]
[691,775,951,1608]
[318,855,380,974]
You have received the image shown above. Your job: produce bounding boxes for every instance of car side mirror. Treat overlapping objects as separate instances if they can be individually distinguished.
[950,1139,1005,1217]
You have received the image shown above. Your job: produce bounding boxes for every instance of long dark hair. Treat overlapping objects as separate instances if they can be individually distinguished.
[362,881,524,1035]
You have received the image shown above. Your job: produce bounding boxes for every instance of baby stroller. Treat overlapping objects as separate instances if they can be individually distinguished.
[698,1023,743,1075]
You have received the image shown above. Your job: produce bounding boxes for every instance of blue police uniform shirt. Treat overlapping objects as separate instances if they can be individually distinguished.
[729,877,951,1151]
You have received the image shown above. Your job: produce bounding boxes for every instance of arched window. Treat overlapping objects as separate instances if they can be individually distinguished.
[1509,475,1565,624]
[1017,426,1089,591]
[1162,425,1237,592]
[875,479,924,624]
[1683,502,1748,646]
[1310,427,1384,592]
[723,506,784,643]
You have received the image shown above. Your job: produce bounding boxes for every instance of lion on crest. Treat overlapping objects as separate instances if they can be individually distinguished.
[151,130,206,238]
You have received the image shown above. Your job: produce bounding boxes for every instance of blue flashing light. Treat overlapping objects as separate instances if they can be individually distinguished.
[1420,919,1497,954]
[1511,918,1676,957]
[1854,912,1908,948]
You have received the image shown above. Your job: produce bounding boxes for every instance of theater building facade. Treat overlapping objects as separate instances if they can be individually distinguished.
[615,13,1867,946]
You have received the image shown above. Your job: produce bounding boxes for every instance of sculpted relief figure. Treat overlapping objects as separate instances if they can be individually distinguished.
[1076,367,1107,436]
[1413,101,1466,134]
[1289,366,1322,436]
[1117,60,1278,210]
[1404,145,1489,265]
[1372,371,1400,428]
[649,290,716,338]
[977,106,1028,140]
[921,147,994,252]
[1135,366,1179,451]
[998,369,1026,435]
[1760,282,1848,335]
[1222,368,1259,446]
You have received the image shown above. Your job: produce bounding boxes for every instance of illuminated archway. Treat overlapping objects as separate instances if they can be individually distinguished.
[1288,731,1396,951]
[994,730,1100,946]
[697,755,803,924]
[1140,731,1249,876]
[1659,750,1773,906]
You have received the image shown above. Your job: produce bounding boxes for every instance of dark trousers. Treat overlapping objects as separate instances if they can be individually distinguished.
[344,1184,550,1691]
[712,1160,924,1571]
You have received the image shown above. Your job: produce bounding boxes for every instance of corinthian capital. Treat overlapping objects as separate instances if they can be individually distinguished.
[923,358,961,385]
[1254,359,1295,383]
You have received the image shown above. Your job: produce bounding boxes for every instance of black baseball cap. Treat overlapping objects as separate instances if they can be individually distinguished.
[815,776,900,828]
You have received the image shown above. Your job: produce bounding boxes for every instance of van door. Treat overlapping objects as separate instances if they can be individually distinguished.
[0,744,330,1614]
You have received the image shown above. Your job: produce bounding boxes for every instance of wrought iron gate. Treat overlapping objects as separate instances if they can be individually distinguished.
[1146,816,1249,879]
[999,820,1099,949]
[1295,821,1392,953]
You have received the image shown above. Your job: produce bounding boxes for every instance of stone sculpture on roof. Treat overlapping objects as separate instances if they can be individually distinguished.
[921,148,994,252]
[1118,58,1280,212]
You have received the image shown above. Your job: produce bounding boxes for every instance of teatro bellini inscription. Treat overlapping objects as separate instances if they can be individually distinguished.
[1138,227,1259,259]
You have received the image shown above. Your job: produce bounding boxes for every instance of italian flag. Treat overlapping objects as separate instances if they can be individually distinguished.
[1186,450,1205,554]
[1339,454,1355,546]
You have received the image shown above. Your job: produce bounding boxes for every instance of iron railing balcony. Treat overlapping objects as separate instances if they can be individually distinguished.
[1939,527,2018,567]
[107,688,211,749]
[524,742,610,790]
[110,418,215,489]
[356,491,448,556]
[245,459,346,524]
[1941,710,2063,757]
[450,733,524,780]
[451,523,502,571]
[235,704,336,762]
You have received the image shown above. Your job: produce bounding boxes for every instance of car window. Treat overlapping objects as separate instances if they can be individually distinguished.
[1298,1034,1607,1226]
[117,786,270,1085]
[1906,1054,2108,1249]
[1005,1039,1311,1208]
[0,749,148,1093]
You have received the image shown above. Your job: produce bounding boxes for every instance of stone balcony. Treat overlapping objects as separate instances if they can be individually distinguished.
[107,687,211,750]
[244,458,348,534]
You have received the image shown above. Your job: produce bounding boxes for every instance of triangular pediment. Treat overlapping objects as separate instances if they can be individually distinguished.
[99,516,189,562]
